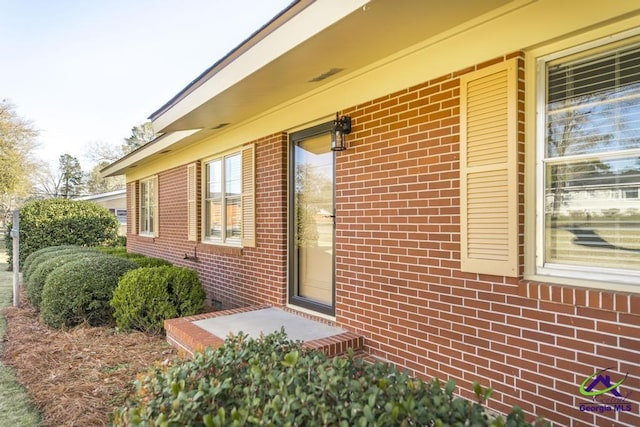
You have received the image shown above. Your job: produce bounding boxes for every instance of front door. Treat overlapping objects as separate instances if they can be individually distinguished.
[289,123,335,315]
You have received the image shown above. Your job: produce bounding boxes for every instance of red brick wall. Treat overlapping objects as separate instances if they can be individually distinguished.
[127,53,639,426]
[128,133,288,309]
[335,53,639,427]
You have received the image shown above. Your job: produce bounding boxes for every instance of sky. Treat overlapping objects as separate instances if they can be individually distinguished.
[0,0,292,169]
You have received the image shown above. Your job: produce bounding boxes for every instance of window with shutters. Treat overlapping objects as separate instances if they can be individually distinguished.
[460,58,519,277]
[536,35,640,285]
[203,144,255,247]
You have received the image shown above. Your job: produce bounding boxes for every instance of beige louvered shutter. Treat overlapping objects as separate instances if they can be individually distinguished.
[152,175,160,237]
[460,58,518,277]
[186,163,198,241]
[129,181,137,235]
[241,144,256,248]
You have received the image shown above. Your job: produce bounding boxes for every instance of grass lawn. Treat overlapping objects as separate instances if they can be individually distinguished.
[0,249,41,427]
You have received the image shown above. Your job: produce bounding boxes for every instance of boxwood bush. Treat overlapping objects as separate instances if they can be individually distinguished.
[5,198,119,266]
[94,247,172,268]
[40,255,138,328]
[126,255,172,268]
[26,248,103,309]
[94,246,128,256]
[110,266,205,334]
[112,331,542,427]
[22,245,83,284]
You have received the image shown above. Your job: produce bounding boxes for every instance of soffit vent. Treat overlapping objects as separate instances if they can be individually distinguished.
[309,67,344,82]
[211,123,230,130]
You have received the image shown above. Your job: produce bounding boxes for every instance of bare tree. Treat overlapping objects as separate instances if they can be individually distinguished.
[33,154,84,198]
[84,140,124,164]
[84,161,125,194]
[33,165,63,199]
[80,122,155,196]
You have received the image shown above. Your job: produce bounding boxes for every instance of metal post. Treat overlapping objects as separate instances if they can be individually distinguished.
[10,210,19,307]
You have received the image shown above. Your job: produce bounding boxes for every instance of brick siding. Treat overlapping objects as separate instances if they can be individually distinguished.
[128,53,639,426]
[128,133,288,309]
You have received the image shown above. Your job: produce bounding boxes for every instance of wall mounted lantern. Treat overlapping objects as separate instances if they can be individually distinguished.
[331,113,352,151]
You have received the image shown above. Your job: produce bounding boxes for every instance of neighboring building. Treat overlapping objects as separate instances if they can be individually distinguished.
[76,189,127,235]
[103,1,640,425]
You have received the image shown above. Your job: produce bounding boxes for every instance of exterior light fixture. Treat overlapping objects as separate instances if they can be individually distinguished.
[331,113,352,151]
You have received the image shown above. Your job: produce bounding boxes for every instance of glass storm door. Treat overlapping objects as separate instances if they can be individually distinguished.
[290,124,335,315]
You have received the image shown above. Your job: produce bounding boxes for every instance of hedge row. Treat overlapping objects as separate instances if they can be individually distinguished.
[23,246,205,331]
[93,246,172,268]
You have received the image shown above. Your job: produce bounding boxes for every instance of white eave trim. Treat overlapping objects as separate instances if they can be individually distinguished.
[101,129,201,177]
[151,0,369,133]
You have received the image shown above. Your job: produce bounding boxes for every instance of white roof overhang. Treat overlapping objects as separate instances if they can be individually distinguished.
[102,0,522,176]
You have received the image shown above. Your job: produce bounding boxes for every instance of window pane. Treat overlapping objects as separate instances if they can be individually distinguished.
[205,199,222,239]
[148,209,154,234]
[547,45,640,158]
[545,156,640,270]
[204,159,222,239]
[140,205,148,232]
[226,195,241,239]
[207,160,222,198]
[140,180,152,233]
[225,154,241,195]
[148,179,155,204]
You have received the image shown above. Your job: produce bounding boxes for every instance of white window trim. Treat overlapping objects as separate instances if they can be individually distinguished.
[202,151,242,246]
[529,28,640,290]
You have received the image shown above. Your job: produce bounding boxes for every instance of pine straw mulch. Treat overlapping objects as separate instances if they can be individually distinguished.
[1,295,178,427]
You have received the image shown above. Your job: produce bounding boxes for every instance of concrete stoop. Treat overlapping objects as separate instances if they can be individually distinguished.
[164,305,364,358]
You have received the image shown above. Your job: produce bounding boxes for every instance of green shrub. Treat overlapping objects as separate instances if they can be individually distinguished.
[115,235,127,247]
[5,198,119,267]
[40,255,138,328]
[110,266,205,334]
[94,247,172,268]
[22,245,83,283]
[94,246,128,256]
[112,331,542,427]
[126,255,171,268]
[26,249,103,309]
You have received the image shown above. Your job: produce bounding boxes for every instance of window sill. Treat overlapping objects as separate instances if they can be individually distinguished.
[524,272,639,295]
[197,242,243,256]
[135,233,156,242]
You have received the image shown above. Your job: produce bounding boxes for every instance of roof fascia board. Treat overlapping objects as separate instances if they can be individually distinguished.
[76,189,126,202]
[151,0,369,133]
[149,0,309,121]
[101,129,200,177]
